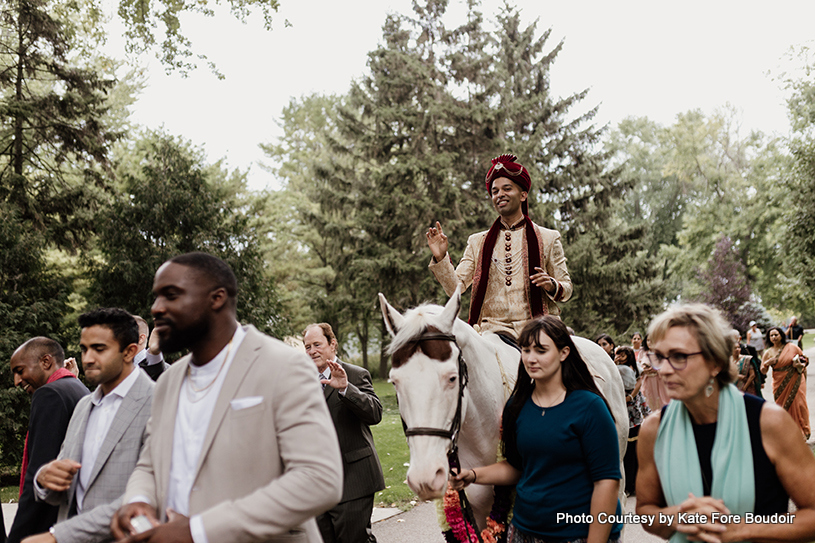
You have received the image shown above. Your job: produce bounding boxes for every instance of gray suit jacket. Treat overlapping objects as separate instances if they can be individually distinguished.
[124,325,343,543]
[40,369,154,543]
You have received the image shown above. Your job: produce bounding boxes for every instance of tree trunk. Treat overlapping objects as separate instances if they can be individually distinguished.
[356,310,369,371]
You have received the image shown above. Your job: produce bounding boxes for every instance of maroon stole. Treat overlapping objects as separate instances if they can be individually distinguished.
[19,367,78,495]
[468,216,545,327]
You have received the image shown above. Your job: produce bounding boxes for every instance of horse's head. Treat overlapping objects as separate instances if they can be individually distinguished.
[378,287,465,500]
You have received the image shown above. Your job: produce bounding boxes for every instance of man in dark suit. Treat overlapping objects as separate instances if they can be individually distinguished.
[303,323,385,543]
[7,338,89,543]
[132,315,169,381]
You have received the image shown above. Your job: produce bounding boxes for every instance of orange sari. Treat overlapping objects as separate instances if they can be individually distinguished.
[771,343,810,439]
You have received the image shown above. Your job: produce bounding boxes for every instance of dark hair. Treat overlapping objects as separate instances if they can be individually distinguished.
[615,346,640,378]
[595,333,615,348]
[170,252,238,307]
[20,337,65,366]
[78,308,139,351]
[766,327,787,347]
[501,317,614,463]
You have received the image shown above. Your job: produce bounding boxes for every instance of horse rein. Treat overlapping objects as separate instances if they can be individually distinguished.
[400,331,469,452]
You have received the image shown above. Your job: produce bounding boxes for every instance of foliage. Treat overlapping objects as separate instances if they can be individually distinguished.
[606,108,792,328]
[695,236,752,331]
[0,0,120,251]
[0,0,122,469]
[783,47,815,321]
[89,130,287,337]
[0,203,72,468]
[116,0,281,76]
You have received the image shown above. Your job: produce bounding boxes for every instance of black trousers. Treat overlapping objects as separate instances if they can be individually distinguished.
[624,424,640,494]
[317,494,377,543]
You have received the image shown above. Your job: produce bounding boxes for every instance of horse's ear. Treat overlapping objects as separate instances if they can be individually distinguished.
[378,293,404,337]
[439,285,462,331]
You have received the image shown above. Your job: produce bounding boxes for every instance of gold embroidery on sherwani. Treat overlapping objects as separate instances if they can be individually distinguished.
[429,221,572,339]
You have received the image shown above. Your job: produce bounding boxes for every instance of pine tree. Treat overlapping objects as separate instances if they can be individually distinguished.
[0,0,118,249]
[89,131,286,337]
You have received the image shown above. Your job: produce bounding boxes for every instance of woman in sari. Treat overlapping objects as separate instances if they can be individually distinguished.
[637,304,815,542]
[761,326,810,439]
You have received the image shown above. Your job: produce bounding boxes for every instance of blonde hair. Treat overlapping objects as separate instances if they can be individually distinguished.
[647,304,734,387]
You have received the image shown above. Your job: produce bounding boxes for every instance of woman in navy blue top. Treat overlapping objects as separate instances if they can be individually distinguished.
[450,316,622,543]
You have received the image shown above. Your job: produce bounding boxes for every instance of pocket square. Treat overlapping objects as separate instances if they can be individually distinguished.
[230,396,263,410]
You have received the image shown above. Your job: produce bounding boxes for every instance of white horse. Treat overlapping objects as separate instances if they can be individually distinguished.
[379,287,628,532]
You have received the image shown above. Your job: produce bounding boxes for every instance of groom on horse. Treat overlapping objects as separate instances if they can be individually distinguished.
[426,154,572,341]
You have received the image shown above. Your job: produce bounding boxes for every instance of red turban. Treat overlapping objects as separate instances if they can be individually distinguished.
[484,154,531,216]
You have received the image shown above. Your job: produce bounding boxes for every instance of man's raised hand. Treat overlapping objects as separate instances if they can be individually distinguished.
[426,221,449,262]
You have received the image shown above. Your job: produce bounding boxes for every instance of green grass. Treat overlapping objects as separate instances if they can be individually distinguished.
[371,379,420,510]
[1,485,18,504]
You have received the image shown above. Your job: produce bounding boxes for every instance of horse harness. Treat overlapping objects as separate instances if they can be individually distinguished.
[400,331,468,451]
[398,330,484,543]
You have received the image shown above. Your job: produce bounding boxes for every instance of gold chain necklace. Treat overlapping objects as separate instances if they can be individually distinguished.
[185,338,234,403]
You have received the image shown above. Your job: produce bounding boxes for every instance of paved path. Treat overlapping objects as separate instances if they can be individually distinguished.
[373,496,662,543]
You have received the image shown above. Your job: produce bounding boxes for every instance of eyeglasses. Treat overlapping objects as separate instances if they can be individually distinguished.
[644,351,704,371]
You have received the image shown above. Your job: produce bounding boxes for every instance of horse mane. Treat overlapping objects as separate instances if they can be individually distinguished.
[387,303,447,355]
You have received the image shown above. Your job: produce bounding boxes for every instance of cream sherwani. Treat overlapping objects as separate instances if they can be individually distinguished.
[429,220,572,338]
[123,324,342,543]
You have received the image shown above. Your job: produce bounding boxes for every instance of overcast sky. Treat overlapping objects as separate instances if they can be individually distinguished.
[104,0,815,191]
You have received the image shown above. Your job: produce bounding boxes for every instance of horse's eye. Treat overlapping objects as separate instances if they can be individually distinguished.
[448,375,457,383]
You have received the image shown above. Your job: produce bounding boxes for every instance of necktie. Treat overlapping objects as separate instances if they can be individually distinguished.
[319,373,326,389]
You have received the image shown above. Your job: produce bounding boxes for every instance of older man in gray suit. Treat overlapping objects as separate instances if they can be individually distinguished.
[304,323,385,543]
[24,308,154,543]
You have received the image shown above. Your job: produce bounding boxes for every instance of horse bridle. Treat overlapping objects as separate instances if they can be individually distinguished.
[398,330,484,543]
[400,331,469,453]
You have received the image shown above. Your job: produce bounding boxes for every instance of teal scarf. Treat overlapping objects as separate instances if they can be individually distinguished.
[654,384,754,543]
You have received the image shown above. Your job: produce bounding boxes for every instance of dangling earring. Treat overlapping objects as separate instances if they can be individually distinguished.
[705,377,715,398]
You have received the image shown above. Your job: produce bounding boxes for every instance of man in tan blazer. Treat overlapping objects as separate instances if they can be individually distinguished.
[111,252,342,543]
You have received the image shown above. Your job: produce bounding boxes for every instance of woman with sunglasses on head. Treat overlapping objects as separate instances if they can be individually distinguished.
[761,326,810,439]
[637,304,815,543]
[451,316,622,543]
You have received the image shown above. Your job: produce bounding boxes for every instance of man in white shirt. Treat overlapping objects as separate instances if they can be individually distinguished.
[24,308,154,543]
[132,316,169,381]
[111,252,342,543]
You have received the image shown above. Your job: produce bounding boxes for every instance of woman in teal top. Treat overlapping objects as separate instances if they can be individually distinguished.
[450,316,622,543]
